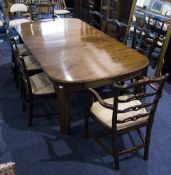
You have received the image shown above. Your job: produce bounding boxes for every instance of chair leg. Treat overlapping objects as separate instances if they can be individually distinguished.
[112,135,120,170]
[144,126,152,160]
[22,85,26,112]
[20,78,24,99]
[28,98,33,127]
[13,65,18,86]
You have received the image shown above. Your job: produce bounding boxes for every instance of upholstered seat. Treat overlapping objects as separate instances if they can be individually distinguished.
[85,75,168,170]
[9,18,31,27]
[17,43,31,56]
[91,95,148,130]
[29,72,55,95]
[54,9,70,15]
[23,55,41,71]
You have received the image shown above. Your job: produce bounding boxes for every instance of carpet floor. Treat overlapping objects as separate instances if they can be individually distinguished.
[0,33,171,175]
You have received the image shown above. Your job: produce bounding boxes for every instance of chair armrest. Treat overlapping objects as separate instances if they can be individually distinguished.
[89,88,113,110]
[113,74,169,90]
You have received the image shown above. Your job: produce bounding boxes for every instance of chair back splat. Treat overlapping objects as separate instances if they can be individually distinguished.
[89,10,103,29]
[106,18,125,41]
[85,74,168,170]
[52,0,67,10]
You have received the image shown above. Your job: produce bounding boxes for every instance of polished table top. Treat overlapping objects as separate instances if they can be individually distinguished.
[15,18,149,85]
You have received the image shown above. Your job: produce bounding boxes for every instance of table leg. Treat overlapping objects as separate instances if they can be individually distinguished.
[55,85,70,134]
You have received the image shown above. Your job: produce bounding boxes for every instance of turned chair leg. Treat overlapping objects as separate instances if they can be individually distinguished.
[28,98,33,127]
[112,135,120,170]
[22,86,26,112]
[144,126,152,160]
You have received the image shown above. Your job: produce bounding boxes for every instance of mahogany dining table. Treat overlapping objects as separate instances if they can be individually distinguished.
[15,18,149,134]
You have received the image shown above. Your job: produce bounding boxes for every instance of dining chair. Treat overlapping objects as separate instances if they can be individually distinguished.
[18,55,57,126]
[145,18,168,68]
[89,10,103,30]
[132,17,168,69]
[32,2,55,20]
[85,74,168,170]
[10,37,42,88]
[9,3,31,28]
[52,0,70,18]
[106,18,125,42]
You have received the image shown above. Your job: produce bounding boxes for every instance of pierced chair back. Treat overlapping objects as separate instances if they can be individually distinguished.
[106,18,123,41]
[89,10,103,29]
[111,75,168,131]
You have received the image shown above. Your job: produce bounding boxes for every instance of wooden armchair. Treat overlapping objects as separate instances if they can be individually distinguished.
[131,16,169,68]
[85,74,168,170]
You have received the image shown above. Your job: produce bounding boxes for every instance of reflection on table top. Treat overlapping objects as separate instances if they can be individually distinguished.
[15,18,148,85]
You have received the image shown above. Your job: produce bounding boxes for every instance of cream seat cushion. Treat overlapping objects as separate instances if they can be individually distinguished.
[23,55,41,71]
[91,95,149,130]
[9,18,31,27]
[29,72,55,95]
[54,9,70,15]
[17,43,31,56]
